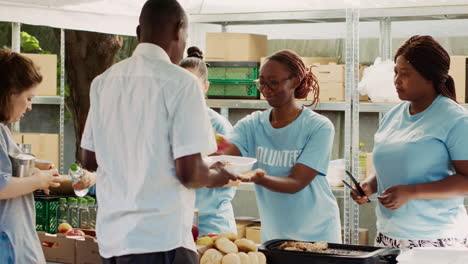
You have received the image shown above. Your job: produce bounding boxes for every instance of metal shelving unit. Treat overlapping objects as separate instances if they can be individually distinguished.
[198,3,468,245]
[10,23,66,174]
[32,96,62,105]
[207,100,468,112]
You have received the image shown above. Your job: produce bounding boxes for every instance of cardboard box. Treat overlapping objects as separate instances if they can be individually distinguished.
[341,228,369,246]
[245,224,261,244]
[312,64,345,83]
[75,236,101,264]
[22,133,59,167]
[38,231,76,264]
[206,33,267,62]
[21,53,57,96]
[312,82,345,102]
[449,56,467,103]
[236,220,255,239]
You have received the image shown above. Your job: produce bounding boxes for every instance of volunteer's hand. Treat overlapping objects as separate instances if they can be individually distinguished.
[72,170,94,190]
[378,185,415,210]
[208,161,237,188]
[32,168,60,195]
[351,181,373,205]
[237,169,266,184]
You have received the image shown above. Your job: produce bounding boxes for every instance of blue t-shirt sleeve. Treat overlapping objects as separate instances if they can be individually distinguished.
[0,128,13,190]
[228,116,253,157]
[296,119,335,176]
[210,110,233,136]
[446,116,468,161]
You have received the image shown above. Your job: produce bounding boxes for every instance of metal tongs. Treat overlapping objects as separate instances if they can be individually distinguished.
[342,170,371,203]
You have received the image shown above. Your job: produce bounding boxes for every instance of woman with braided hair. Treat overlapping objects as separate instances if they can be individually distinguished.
[352,35,468,249]
[224,50,341,243]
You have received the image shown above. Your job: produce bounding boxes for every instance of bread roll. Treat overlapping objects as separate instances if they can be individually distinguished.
[247,252,259,264]
[238,252,251,264]
[215,237,239,254]
[256,252,266,264]
[222,253,241,264]
[235,238,257,253]
[200,249,223,264]
[219,232,238,242]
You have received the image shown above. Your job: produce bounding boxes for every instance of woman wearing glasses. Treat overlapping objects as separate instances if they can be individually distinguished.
[225,50,341,243]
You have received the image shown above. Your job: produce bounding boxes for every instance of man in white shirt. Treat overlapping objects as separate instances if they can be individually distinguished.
[75,0,236,263]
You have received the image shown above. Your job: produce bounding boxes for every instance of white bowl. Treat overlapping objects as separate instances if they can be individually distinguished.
[203,155,257,176]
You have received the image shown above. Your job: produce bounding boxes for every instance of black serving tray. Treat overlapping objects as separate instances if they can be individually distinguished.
[259,239,400,264]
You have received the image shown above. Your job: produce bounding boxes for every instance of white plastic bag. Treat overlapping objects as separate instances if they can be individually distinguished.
[326,159,345,187]
[359,57,401,103]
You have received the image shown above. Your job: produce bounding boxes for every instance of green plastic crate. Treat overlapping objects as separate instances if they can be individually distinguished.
[35,195,59,234]
[208,67,258,80]
[207,61,260,82]
[207,81,259,99]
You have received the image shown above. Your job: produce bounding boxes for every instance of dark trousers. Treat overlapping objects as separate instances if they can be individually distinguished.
[101,247,198,264]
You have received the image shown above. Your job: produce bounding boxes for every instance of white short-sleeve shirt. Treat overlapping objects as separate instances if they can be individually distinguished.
[81,43,217,258]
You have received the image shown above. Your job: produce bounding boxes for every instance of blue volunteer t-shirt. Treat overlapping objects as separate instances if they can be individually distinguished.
[195,108,237,236]
[229,108,341,243]
[374,95,468,240]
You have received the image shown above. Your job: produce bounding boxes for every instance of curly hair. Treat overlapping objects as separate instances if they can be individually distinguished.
[265,50,320,108]
[0,49,42,123]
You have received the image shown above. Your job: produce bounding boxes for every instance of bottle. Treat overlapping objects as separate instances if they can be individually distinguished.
[88,197,97,229]
[358,142,367,181]
[67,198,79,228]
[78,198,90,229]
[69,163,88,197]
[56,198,68,224]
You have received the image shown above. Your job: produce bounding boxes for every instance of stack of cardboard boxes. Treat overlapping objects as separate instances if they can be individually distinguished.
[11,53,59,166]
[205,33,267,99]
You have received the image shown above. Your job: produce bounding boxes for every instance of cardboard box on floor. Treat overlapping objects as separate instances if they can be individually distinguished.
[206,33,267,62]
[21,53,57,96]
[449,56,467,104]
[38,231,76,264]
[22,133,59,168]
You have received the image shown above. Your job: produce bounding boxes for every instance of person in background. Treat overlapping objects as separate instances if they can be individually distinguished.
[352,35,468,249]
[179,46,237,237]
[0,49,60,263]
[224,50,342,243]
[74,0,236,263]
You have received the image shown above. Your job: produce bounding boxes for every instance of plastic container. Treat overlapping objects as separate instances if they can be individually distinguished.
[207,81,259,99]
[69,163,88,197]
[358,142,367,181]
[203,155,257,176]
[88,197,97,229]
[207,61,259,81]
[67,197,79,228]
[78,199,90,229]
[56,197,68,224]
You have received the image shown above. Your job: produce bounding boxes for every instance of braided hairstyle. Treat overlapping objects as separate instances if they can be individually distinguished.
[265,50,320,108]
[395,35,457,102]
[179,46,208,81]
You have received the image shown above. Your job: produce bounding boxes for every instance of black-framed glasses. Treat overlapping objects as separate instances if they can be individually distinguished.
[254,77,293,91]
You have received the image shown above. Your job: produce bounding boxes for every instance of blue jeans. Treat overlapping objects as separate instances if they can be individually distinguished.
[0,232,14,264]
